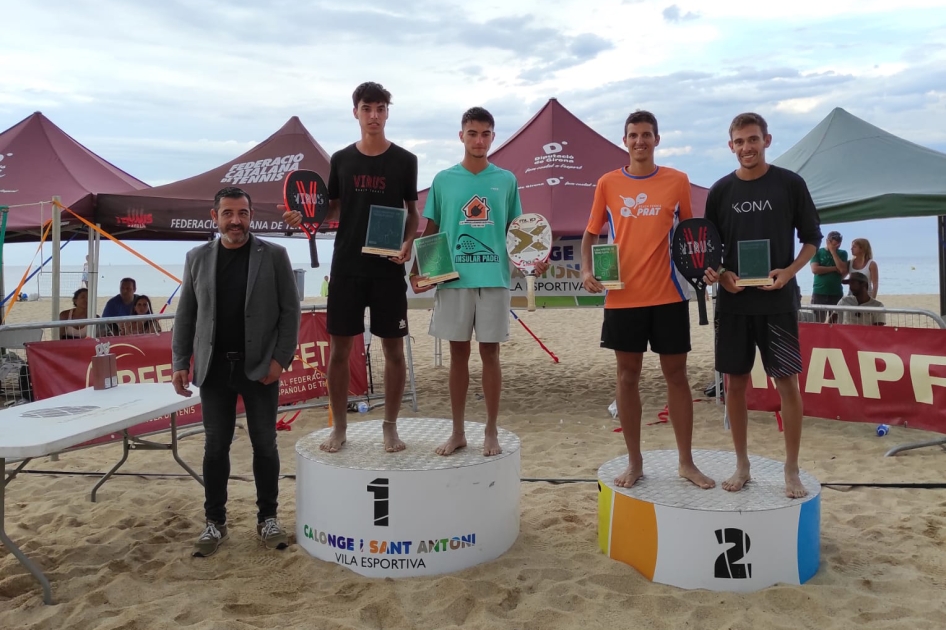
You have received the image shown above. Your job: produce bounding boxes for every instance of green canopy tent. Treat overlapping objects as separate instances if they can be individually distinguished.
[772,107,946,314]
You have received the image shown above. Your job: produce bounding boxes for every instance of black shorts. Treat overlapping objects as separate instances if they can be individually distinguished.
[715,311,802,377]
[601,301,691,355]
[326,275,408,338]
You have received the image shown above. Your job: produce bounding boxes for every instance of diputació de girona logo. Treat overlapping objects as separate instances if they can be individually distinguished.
[0,152,12,178]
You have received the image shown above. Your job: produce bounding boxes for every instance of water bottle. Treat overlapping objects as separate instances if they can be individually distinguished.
[357,401,369,414]
[876,424,890,437]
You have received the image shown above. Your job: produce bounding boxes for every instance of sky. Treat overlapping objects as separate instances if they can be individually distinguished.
[1,0,945,269]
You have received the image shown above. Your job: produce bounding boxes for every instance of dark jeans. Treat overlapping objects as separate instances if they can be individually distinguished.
[810,293,842,322]
[200,356,280,524]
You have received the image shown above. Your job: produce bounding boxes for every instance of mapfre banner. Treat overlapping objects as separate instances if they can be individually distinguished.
[24,312,367,439]
[746,323,946,433]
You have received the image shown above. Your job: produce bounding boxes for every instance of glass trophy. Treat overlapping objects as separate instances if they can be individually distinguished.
[735,239,774,286]
[414,232,459,287]
[592,243,623,289]
[363,205,407,256]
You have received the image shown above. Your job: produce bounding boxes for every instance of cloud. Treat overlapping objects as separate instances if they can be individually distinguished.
[1,0,943,195]
[663,4,700,22]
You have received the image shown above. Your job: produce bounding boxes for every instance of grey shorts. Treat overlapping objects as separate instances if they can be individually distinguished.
[429,288,510,343]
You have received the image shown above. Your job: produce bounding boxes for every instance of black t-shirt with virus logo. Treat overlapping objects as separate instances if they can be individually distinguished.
[328,143,418,278]
[705,165,822,314]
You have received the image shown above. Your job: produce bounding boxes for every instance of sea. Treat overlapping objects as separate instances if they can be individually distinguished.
[4,252,941,301]
[2,237,337,301]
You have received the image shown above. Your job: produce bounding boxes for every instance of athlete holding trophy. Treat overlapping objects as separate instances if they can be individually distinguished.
[284,82,418,454]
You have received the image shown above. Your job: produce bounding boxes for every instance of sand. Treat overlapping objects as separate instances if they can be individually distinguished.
[1,295,945,629]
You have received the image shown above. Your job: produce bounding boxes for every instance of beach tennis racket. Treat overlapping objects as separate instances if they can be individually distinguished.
[283,170,329,268]
[671,218,723,325]
[506,213,552,312]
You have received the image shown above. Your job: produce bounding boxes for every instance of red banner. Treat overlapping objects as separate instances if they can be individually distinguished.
[746,323,946,433]
[24,312,367,440]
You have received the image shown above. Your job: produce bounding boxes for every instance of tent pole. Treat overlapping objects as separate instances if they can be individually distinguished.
[936,216,946,315]
[90,224,101,324]
[51,197,61,323]
[0,206,7,325]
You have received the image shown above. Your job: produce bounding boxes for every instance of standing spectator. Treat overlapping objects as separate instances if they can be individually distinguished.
[833,272,885,325]
[81,256,89,289]
[320,275,330,298]
[809,230,848,321]
[849,237,879,298]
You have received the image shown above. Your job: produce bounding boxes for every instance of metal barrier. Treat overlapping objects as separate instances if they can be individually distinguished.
[714,301,946,457]
[800,303,946,329]
[0,304,418,418]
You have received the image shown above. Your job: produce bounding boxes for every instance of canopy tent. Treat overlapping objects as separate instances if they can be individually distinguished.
[772,107,946,222]
[417,98,708,235]
[95,116,331,240]
[0,112,148,241]
[772,107,946,313]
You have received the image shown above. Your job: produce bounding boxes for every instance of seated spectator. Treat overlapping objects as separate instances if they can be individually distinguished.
[832,272,885,326]
[121,295,162,335]
[102,277,137,335]
[59,288,89,339]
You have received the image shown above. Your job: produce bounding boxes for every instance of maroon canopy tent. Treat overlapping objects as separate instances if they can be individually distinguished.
[95,116,331,240]
[0,112,148,241]
[418,98,707,236]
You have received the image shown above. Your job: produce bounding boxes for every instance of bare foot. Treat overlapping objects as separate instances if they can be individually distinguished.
[679,462,716,489]
[319,428,346,453]
[382,422,406,453]
[614,464,644,488]
[784,467,808,499]
[435,433,467,456]
[722,463,751,492]
[483,431,502,457]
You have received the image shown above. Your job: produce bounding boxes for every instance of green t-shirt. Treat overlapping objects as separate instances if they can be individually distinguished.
[810,247,848,295]
[422,163,523,289]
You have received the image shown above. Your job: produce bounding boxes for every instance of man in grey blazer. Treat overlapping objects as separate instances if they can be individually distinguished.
[173,186,301,558]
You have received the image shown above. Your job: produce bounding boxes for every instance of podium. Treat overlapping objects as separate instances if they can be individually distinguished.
[598,450,821,592]
[296,418,521,577]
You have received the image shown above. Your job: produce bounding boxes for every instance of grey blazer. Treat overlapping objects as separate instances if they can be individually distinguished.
[172,233,301,387]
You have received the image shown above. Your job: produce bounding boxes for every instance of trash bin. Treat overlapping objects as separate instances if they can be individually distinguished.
[293,268,305,300]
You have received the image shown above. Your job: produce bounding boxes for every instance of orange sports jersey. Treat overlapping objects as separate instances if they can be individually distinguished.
[586,166,692,309]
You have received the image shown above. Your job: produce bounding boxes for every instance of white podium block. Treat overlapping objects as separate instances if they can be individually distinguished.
[598,450,820,592]
[295,418,520,577]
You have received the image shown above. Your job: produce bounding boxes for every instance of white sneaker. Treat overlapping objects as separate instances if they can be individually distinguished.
[257,517,289,549]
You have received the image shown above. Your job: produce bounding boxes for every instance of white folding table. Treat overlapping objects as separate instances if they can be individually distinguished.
[0,383,203,604]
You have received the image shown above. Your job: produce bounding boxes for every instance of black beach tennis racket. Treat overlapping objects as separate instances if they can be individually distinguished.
[283,170,329,268]
[671,218,723,325]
